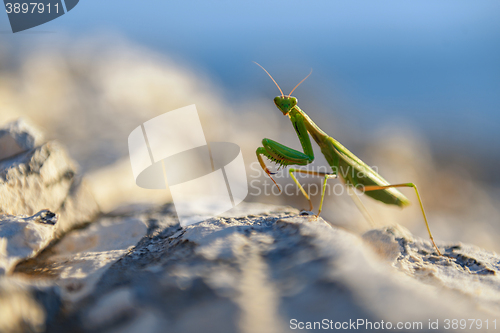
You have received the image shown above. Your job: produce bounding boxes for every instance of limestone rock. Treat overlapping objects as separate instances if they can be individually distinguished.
[363,224,500,316]
[56,176,100,236]
[0,210,57,275]
[0,142,76,217]
[0,119,43,161]
[0,277,60,333]
[15,214,149,304]
[10,202,499,333]
[0,121,100,234]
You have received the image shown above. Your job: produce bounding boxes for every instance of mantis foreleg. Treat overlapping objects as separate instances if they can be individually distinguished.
[256,113,315,190]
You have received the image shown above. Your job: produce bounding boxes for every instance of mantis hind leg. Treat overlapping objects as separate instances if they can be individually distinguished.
[288,168,337,215]
[362,183,442,256]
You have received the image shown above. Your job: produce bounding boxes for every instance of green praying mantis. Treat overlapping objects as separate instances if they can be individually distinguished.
[254,62,442,256]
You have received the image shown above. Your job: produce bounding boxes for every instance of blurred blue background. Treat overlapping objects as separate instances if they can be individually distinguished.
[1,0,499,179]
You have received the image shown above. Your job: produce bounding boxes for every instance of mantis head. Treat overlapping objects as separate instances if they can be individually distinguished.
[253,61,312,116]
[274,96,297,115]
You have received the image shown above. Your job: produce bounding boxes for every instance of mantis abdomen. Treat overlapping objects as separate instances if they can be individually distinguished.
[323,136,411,207]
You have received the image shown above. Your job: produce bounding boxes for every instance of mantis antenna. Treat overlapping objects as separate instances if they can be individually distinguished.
[253,61,284,98]
[289,69,312,96]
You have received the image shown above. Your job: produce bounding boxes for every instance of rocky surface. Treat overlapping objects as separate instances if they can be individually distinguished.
[0,277,60,333]
[0,210,57,275]
[364,225,500,317]
[0,120,500,333]
[0,119,44,161]
[0,120,100,236]
[4,202,498,333]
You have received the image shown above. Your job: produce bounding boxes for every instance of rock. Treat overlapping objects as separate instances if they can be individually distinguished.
[363,224,500,316]
[0,142,75,217]
[15,213,149,304]
[9,202,500,333]
[56,176,100,236]
[0,119,43,161]
[0,120,100,235]
[0,210,57,275]
[0,277,60,333]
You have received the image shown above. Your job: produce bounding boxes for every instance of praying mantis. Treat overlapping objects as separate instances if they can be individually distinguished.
[254,62,442,255]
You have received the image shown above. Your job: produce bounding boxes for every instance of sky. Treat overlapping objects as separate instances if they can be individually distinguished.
[1,0,499,159]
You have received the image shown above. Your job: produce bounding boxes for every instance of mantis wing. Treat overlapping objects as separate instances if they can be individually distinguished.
[326,137,410,207]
